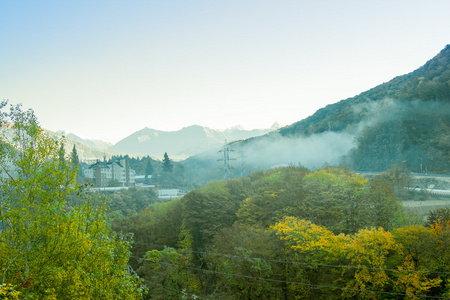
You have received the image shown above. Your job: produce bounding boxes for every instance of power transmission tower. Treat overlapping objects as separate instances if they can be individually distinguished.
[240,147,246,177]
[218,140,236,179]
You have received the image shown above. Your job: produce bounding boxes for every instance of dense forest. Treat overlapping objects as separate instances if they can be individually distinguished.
[112,165,450,299]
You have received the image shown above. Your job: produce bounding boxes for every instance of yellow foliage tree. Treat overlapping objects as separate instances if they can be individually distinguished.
[0,103,143,299]
[272,217,446,299]
[272,216,346,298]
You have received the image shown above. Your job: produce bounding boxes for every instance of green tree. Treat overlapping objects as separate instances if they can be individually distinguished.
[426,208,450,227]
[145,159,154,182]
[235,167,309,228]
[139,247,201,300]
[70,144,83,181]
[70,144,79,167]
[162,152,173,173]
[114,199,184,271]
[366,176,401,230]
[58,143,66,165]
[206,225,282,299]
[0,102,143,299]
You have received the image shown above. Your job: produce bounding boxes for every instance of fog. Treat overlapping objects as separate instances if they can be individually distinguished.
[231,98,450,172]
[184,97,450,184]
[238,131,356,171]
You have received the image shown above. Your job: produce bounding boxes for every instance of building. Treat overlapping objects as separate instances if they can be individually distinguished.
[157,189,185,200]
[134,174,156,187]
[84,159,135,187]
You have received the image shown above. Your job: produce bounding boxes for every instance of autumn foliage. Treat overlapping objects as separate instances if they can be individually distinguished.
[0,103,144,299]
[115,164,450,299]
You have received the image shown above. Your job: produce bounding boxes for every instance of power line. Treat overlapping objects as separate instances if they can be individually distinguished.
[132,256,450,300]
[145,280,207,300]
[132,241,450,275]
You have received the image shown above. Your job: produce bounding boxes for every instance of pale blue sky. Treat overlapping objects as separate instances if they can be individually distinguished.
[1,0,449,143]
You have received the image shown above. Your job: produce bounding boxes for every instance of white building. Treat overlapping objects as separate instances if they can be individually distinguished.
[84,159,135,187]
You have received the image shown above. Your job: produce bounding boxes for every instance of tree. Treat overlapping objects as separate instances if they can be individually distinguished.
[365,176,400,230]
[70,144,83,181]
[139,247,201,300]
[162,152,173,173]
[272,217,445,299]
[426,208,450,227]
[145,159,154,182]
[206,225,282,299]
[0,102,144,298]
[271,216,343,298]
[58,143,65,165]
[70,144,79,167]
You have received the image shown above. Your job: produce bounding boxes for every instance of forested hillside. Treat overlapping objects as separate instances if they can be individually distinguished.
[276,45,450,173]
[115,166,450,299]
[279,45,450,137]
[184,45,450,185]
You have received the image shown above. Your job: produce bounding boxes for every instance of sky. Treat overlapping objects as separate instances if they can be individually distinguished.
[1,1,450,144]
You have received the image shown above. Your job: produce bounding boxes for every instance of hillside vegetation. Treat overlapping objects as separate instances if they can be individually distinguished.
[115,165,450,299]
[278,45,450,173]
[0,103,144,299]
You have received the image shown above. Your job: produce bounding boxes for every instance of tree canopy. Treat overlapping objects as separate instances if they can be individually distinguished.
[162,152,173,173]
[0,102,144,299]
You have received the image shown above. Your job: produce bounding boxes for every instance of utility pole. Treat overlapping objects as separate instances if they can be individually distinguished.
[218,140,236,179]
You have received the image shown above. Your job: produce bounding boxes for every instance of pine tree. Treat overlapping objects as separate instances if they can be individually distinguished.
[162,152,173,173]
[71,145,79,166]
[70,144,82,180]
[145,159,154,182]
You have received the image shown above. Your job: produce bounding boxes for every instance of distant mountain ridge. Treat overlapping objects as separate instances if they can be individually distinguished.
[44,130,124,161]
[66,133,113,150]
[109,124,280,160]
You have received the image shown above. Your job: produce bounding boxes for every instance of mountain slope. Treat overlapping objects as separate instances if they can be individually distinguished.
[275,45,450,172]
[109,124,278,160]
[43,130,125,161]
[66,133,113,150]
[278,44,450,138]
[184,45,450,184]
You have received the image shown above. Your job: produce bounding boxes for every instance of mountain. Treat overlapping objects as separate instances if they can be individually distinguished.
[184,45,450,184]
[44,130,125,161]
[109,124,279,160]
[276,45,450,172]
[65,133,113,150]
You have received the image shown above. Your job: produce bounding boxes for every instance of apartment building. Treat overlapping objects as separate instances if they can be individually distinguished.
[84,159,135,187]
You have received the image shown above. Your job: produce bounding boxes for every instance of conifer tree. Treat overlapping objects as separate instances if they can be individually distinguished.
[71,144,79,166]
[145,159,154,181]
[162,152,173,173]
[70,144,83,181]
